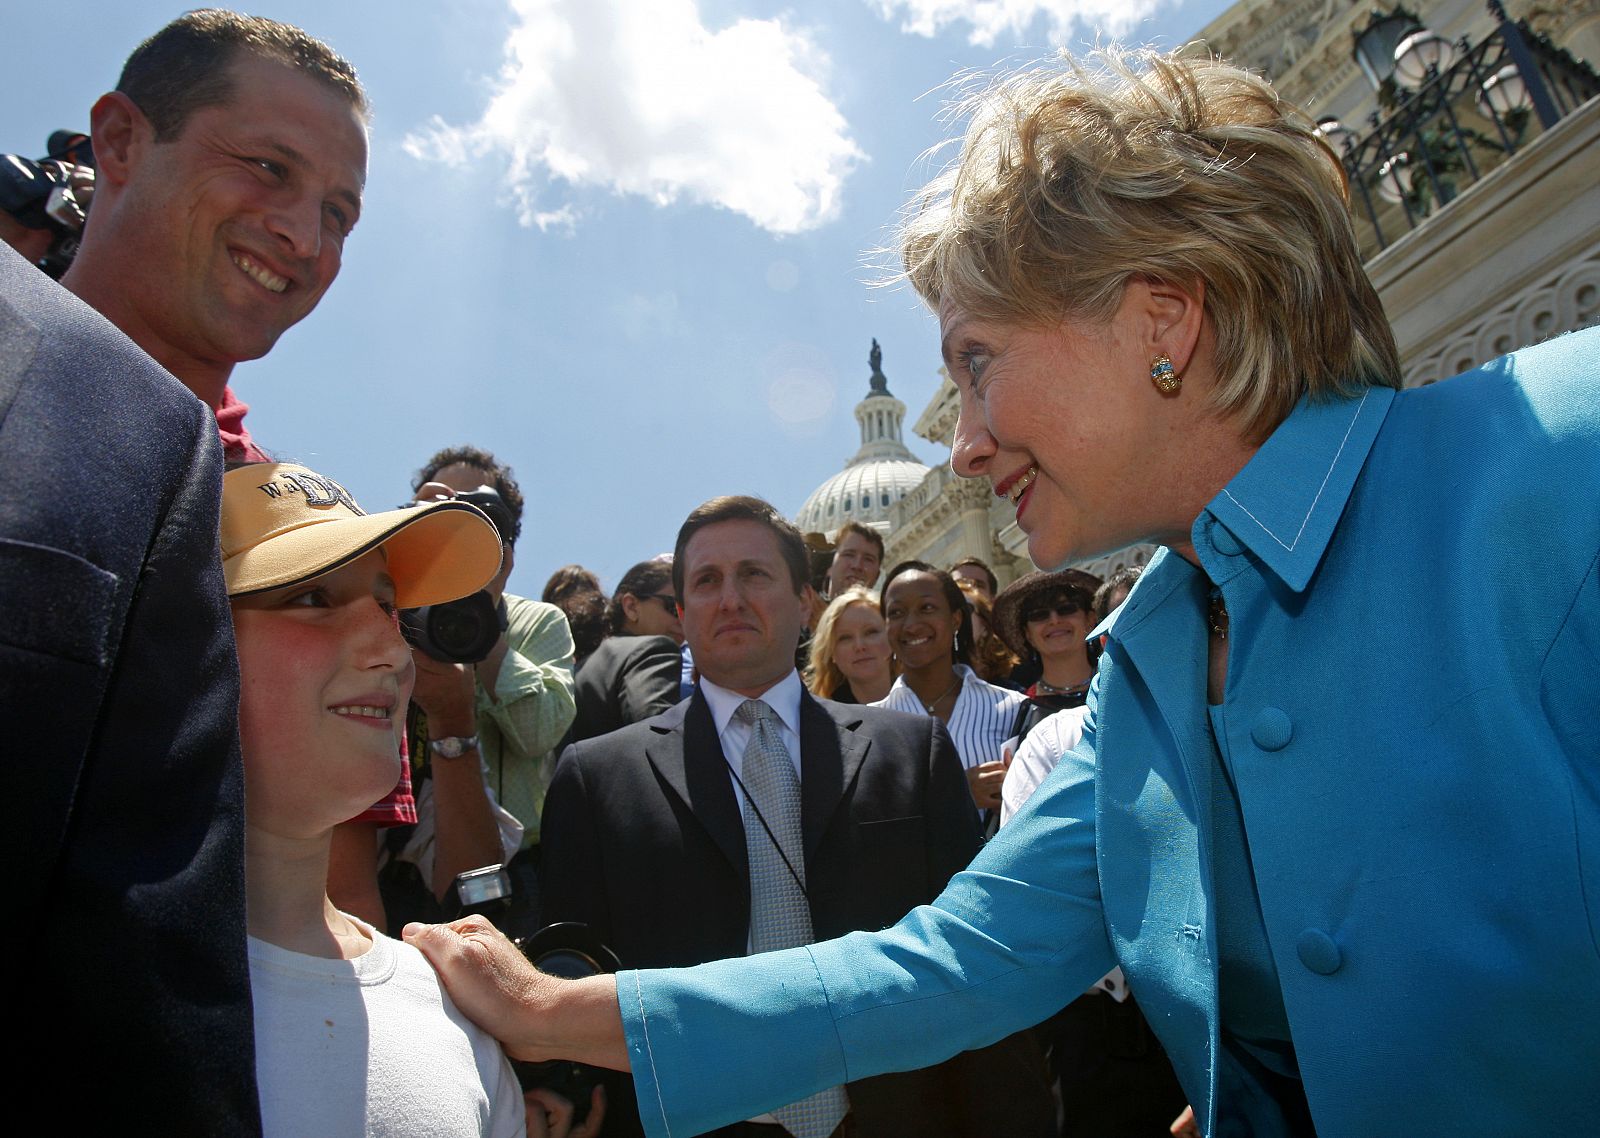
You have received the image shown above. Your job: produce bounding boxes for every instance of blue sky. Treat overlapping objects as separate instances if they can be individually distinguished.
[8,0,1227,600]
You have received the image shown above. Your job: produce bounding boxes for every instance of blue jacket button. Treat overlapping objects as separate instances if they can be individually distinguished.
[1297,929,1342,974]
[1210,521,1244,557]
[1251,707,1293,751]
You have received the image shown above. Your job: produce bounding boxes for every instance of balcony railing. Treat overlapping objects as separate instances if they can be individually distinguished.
[1322,3,1599,259]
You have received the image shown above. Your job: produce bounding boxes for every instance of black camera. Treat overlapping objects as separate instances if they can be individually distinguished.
[398,487,513,664]
[1,131,95,279]
[513,923,621,1128]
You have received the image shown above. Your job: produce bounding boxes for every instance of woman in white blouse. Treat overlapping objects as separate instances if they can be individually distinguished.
[873,561,1026,812]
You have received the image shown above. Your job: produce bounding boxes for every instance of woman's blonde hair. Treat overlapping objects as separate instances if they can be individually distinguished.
[900,48,1400,439]
[806,586,891,699]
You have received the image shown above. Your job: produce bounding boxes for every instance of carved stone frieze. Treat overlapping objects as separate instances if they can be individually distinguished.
[1404,244,1600,384]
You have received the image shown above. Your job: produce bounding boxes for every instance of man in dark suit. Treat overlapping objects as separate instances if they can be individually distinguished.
[542,496,1052,1138]
[1,242,259,1129]
[0,14,373,1129]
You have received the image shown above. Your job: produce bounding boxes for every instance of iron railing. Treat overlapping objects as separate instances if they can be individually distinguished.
[1327,2,1599,258]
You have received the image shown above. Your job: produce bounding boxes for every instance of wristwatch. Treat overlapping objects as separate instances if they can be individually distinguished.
[428,734,480,758]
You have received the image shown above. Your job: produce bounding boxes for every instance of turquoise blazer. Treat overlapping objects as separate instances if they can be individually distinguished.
[616,328,1600,1137]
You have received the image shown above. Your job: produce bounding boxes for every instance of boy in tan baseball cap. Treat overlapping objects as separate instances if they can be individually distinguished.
[222,463,525,1136]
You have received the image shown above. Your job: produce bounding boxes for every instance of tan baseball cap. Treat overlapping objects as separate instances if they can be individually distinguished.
[221,463,503,608]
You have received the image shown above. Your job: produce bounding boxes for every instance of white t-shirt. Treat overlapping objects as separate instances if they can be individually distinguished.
[249,918,526,1137]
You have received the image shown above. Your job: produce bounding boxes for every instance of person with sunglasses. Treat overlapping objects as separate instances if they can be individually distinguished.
[993,569,1103,735]
[568,558,686,744]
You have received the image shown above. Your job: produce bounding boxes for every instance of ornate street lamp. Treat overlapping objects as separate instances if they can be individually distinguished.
[1314,116,1357,154]
[1478,63,1532,116]
[1352,6,1423,90]
[1375,152,1413,203]
[1392,29,1459,89]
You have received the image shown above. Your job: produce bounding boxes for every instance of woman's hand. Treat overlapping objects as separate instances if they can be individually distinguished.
[1170,1105,1199,1137]
[966,760,1007,810]
[404,916,628,1068]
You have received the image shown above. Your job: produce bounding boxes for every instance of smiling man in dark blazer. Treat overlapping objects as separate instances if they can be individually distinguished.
[540,496,1052,1138]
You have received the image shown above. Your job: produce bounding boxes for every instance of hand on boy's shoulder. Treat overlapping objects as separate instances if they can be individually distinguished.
[404,917,550,1059]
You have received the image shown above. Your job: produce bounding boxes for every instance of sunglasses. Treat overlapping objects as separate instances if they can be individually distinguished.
[647,593,679,614]
[1022,598,1083,624]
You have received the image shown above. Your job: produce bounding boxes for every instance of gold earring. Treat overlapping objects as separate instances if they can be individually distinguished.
[1150,355,1181,395]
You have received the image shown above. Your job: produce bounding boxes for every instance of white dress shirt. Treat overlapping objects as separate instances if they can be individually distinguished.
[698,668,811,1122]
[874,664,1026,771]
[700,670,805,814]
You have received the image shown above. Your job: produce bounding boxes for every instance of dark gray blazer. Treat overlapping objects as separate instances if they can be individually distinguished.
[541,686,1054,1138]
[569,633,682,743]
[0,244,259,1132]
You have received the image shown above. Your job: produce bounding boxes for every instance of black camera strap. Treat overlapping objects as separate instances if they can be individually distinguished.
[721,754,811,904]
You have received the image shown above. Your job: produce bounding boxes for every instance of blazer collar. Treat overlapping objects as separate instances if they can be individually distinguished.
[645,691,747,879]
[1196,386,1394,594]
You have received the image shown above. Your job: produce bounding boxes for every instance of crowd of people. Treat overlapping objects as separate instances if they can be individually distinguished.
[6,7,1597,1138]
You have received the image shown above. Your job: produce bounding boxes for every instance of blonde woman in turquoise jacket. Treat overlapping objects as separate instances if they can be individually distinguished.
[410,51,1600,1137]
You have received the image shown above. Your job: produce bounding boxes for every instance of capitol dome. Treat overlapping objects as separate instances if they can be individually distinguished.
[795,340,930,537]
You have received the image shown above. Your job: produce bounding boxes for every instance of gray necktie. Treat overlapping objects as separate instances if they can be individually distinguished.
[736,699,848,1138]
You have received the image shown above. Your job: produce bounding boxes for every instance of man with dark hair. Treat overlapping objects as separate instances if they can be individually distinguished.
[2,13,373,1128]
[950,556,999,602]
[66,7,418,936]
[61,9,368,461]
[823,519,884,598]
[569,558,684,744]
[542,495,1054,1138]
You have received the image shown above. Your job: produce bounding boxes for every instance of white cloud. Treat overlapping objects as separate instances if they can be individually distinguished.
[867,0,1167,47]
[405,0,863,235]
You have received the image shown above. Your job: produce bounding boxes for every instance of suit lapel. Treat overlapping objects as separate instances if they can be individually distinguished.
[645,690,749,881]
[799,692,869,862]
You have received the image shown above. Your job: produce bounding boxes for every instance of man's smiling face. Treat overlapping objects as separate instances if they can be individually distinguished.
[118,52,367,376]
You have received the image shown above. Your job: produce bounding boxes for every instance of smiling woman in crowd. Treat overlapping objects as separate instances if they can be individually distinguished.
[409,48,1600,1137]
[805,584,896,704]
[874,561,1026,813]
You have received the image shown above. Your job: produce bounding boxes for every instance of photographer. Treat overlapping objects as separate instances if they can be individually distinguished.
[0,131,94,278]
[398,446,577,934]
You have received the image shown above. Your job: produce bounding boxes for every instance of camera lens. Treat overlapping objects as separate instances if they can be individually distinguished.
[399,592,504,663]
[431,604,484,658]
